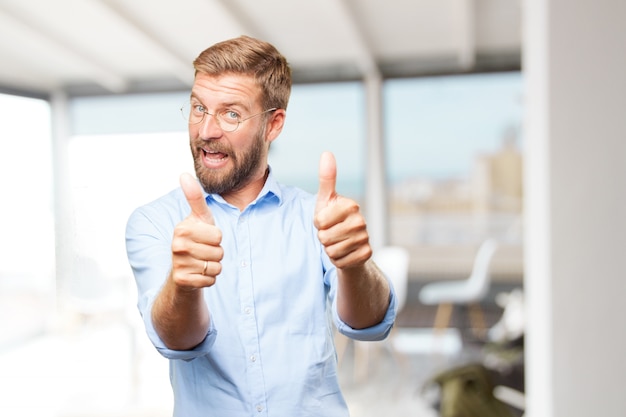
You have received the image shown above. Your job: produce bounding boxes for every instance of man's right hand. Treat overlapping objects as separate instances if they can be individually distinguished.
[171,173,224,289]
[151,173,223,350]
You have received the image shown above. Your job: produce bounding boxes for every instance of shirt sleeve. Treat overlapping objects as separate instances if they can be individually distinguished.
[146,294,218,361]
[325,255,398,342]
[125,201,217,361]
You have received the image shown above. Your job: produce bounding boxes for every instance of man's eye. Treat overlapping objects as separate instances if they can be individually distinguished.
[192,104,206,113]
[223,110,240,120]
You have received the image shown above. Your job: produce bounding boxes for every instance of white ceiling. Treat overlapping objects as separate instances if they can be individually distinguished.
[0,0,522,98]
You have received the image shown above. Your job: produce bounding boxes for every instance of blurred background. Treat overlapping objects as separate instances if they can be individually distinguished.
[1,1,624,417]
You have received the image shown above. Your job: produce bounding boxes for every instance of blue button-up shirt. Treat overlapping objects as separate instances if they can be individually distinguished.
[125,169,397,417]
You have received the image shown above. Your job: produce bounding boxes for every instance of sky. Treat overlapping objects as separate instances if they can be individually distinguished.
[384,72,523,181]
[65,71,523,193]
[57,71,525,197]
[270,71,523,194]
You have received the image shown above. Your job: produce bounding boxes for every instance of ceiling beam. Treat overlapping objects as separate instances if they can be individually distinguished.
[333,0,380,78]
[213,0,267,40]
[0,2,128,93]
[96,0,193,87]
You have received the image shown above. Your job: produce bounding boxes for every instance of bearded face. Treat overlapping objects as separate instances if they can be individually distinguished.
[191,122,268,195]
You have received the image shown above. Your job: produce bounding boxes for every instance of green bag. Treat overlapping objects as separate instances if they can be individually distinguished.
[429,363,515,417]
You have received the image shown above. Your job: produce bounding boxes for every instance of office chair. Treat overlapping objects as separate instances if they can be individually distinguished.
[418,239,499,338]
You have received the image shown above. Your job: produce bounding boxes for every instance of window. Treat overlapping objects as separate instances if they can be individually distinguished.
[0,93,54,347]
[385,72,524,246]
[269,82,365,199]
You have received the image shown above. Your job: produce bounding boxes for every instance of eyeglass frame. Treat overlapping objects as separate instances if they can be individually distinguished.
[180,102,278,132]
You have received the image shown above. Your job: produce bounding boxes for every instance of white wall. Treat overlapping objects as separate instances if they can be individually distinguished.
[524,1,626,416]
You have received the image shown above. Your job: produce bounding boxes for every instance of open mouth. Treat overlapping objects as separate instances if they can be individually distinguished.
[203,148,227,160]
[201,148,229,168]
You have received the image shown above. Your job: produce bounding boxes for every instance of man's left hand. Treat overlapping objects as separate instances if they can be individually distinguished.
[314,151,372,269]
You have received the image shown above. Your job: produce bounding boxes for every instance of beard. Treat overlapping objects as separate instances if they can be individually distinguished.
[191,126,267,195]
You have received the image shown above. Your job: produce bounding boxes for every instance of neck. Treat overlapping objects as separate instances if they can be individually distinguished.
[221,166,270,211]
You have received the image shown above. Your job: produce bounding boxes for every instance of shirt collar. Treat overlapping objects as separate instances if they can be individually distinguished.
[260,166,282,203]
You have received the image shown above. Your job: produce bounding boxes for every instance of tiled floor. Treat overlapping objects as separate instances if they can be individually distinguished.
[0,294,511,417]
[337,330,467,417]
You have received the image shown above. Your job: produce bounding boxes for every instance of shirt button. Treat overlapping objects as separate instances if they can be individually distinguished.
[256,405,263,412]
[250,355,256,362]
[241,260,248,267]
[244,307,251,315]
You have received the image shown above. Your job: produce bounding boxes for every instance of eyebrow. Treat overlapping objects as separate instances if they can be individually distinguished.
[189,94,247,110]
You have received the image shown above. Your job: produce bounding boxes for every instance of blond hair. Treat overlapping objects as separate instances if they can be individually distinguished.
[193,35,292,110]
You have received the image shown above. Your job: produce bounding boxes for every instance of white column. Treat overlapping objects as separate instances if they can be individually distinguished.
[50,90,75,311]
[364,72,388,251]
[524,1,626,416]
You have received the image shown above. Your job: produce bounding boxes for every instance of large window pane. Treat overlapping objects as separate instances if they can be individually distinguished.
[67,132,193,280]
[0,93,54,347]
[269,82,365,199]
[384,72,524,283]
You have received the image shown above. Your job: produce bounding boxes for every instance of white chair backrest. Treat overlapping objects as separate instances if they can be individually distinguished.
[373,246,410,313]
[467,239,499,298]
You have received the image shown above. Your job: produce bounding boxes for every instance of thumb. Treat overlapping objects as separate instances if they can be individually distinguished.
[316,151,337,212]
[180,173,215,224]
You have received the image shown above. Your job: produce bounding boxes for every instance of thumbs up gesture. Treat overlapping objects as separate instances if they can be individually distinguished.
[314,152,372,269]
[170,173,224,288]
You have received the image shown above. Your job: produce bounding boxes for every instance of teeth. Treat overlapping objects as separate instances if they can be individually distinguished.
[203,149,226,160]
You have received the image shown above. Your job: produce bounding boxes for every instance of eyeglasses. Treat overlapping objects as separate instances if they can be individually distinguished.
[180,102,277,132]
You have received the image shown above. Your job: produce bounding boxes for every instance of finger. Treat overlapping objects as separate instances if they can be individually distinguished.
[180,173,215,225]
[316,151,337,212]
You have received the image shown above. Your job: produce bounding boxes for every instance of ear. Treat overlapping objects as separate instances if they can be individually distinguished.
[265,108,286,144]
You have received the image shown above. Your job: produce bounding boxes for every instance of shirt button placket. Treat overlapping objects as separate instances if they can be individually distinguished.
[237,211,267,414]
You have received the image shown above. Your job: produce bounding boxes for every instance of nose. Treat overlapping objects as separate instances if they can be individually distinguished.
[196,112,223,139]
